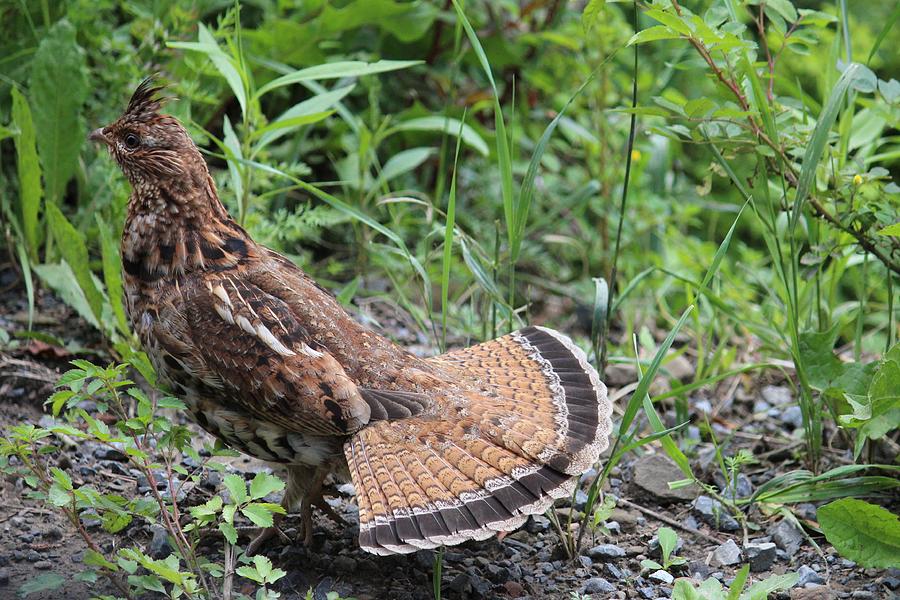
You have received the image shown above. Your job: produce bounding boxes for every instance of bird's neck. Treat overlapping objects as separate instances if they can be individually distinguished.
[121,175,252,283]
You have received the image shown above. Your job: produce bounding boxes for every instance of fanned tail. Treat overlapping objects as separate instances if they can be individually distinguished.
[344,326,612,555]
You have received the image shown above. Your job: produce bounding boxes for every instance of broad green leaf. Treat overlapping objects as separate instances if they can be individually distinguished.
[235,565,264,584]
[763,0,798,23]
[83,549,118,571]
[241,502,284,527]
[29,19,88,205]
[375,147,433,189]
[18,573,66,597]
[11,87,42,259]
[249,472,285,500]
[223,473,248,504]
[48,482,71,506]
[392,116,488,157]
[799,324,876,397]
[878,222,900,237]
[96,214,128,337]
[740,570,798,600]
[628,26,682,46]
[657,526,678,562]
[256,60,422,98]
[46,203,105,322]
[818,498,900,568]
[793,63,866,220]
[33,262,100,329]
[171,24,247,119]
[645,8,692,35]
[219,521,237,545]
[582,0,606,31]
[254,84,354,151]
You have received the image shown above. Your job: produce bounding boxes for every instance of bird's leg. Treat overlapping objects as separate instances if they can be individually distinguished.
[298,466,330,546]
[245,465,310,555]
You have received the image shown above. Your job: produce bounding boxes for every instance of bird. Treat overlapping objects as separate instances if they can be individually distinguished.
[90,77,613,556]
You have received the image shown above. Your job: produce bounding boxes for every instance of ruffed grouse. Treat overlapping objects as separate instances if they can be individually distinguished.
[90,78,613,555]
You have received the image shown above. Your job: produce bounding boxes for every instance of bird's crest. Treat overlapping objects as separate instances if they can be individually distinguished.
[125,76,169,122]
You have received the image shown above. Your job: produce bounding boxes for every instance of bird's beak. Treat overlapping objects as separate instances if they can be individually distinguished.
[89,128,110,145]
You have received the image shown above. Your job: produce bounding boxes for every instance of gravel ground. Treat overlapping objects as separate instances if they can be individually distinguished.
[1,270,898,600]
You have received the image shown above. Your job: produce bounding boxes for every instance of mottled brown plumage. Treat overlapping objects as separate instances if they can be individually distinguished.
[91,78,613,555]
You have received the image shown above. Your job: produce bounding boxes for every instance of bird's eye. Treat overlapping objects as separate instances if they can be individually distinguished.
[123,133,140,150]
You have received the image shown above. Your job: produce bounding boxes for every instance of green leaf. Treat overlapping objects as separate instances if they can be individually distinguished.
[763,0,798,23]
[11,87,42,259]
[867,2,900,64]
[249,472,285,500]
[45,203,105,323]
[29,19,88,205]
[727,564,750,600]
[818,498,900,568]
[793,63,867,220]
[582,0,606,31]
[256,60,422,98]
[375,147,433,189]
[657,526,678,563]
[741,571,799,600]
[254,84,353,151]
[241,502,284,527]
[83,549,118,571]
[188,24,247,119]
[48,482,71,506]
[219,521,237,545]
[877,222,900,237]
[800,324,876,396]
[222,473,248,504]
[392,116,488,157]
[253,555,273,580]
[235,565,264,583]
[628,25,682,46]
[96,214,129,337]
[222,115,244,215]
[18,573,66,597]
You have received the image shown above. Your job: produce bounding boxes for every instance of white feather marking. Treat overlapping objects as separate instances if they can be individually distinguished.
[211,283,233,308]
[214,303,235,325]
[236,315,255,336]
[255,323,296,357]
[299,343,324,358]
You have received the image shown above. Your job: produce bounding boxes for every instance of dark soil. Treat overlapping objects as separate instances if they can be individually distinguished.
[1,261,897,600]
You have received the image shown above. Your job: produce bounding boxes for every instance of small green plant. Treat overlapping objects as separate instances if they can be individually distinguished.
[0,360,287,599]
[641,526,688,573]
[671,565,797,600]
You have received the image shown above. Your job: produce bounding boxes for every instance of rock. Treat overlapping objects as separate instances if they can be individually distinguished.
[666,355,695,381]
[714,472,753,500]
[761,385,792,406]
[332,556,356,572]
[797,565,825,586]
[692,496,740,531]
[744,542,777,572]
[649,570,674,584]
[633,454,700,502]
[605,364,637,386]
[693,399,713,414]
[790,586,834,599]
[711,540,742,567]
[93,443,127,461]
[609,509,638,531]
[0,568,8,586]
[586,544,626,560]
[201,470,222,491]
[448,573,471,595]
[582,577,616,594]
[503,581,525,597]
[605,563,626,580]
[526,515,550,533]
[769,519,804,556]
[577,556,592,570]
[781,406,804,430]
[148,524,171,559]
[34,560,51,570]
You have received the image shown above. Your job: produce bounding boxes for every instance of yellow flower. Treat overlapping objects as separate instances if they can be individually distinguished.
[853,174,863,186]
[631,149,642,162]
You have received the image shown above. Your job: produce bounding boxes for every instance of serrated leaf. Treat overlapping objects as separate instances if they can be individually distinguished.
[628,25,682,46]
[219,521,237,545]
[29,19,88,205]
[83,549,117,570]
[48,483,71,506]
[241,502,283,527]
[235,565,264,583]
[222,473,248,504]
[878,222,900,237]
[249,472,285,500]
[818,498,900,568]
[11,87,42,259]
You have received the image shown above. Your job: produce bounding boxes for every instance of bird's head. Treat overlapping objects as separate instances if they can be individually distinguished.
[90,77,208,189]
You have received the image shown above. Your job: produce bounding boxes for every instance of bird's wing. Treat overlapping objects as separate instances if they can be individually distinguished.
[176,273,372,436]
